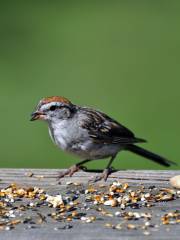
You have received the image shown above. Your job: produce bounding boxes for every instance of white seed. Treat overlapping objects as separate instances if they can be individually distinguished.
[66,181,73,185]
[170,175,180,189]
[117,197,122,203]
[115,223,122,229]
[120,203,125,209]
[145,193,150,198]
[109,191,114,196]
[74,182,81,186]
[5,226,11,231]
[141,197,146,202]
[104,200,111,206]
[133,212,140,219]
[69,201,74,206]
[104,199,116,206]
[46,194,63,208]
[112,181,122,186]
[115,211,121,216]
[145,221,151,226]
[123,196,130,202]
[85,190,89,194]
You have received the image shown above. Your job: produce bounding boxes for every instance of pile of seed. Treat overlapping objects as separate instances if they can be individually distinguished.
[0,180,179,233]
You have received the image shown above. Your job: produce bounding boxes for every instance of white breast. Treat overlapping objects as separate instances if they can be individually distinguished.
[48,120,70,150]
[48,118,88,152]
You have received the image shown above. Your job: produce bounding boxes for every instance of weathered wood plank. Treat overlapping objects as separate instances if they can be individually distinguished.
[0,169,180,240]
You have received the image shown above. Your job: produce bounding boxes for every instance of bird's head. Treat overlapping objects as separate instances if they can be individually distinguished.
[30,96,75,122]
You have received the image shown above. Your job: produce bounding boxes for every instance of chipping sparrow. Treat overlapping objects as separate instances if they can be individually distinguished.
[31,96,174,181]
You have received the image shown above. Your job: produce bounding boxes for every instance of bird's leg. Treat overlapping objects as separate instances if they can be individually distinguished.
[92,155,116,182]
[57,159,92,179]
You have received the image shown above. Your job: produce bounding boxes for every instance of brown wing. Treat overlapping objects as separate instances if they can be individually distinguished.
[80,107,146,145]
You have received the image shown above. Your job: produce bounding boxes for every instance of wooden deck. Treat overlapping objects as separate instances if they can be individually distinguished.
[0,169,180,240]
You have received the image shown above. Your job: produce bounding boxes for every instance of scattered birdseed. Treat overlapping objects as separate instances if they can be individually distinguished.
[161,211,180,225]
[0,180,179,233]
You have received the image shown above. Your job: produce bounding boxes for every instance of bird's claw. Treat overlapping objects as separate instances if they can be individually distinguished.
[57,164,87,180]
[89,167,114,183]
[57,165,79,180]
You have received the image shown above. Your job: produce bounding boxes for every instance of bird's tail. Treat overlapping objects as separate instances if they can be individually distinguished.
[126,144,176,167]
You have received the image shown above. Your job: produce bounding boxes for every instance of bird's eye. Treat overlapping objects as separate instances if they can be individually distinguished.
[49,105,57,111]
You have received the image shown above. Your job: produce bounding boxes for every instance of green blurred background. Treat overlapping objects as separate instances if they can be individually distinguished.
[0,1,179,170]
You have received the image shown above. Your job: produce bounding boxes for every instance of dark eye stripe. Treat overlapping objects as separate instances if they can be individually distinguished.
[49,104,73,112]
[49,105,57,111]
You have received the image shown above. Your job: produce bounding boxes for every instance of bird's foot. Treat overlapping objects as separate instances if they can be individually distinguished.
[57,164,87,180]
[90,167,114,183]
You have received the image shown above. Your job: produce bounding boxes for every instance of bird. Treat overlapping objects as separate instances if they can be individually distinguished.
[30,96,175,181]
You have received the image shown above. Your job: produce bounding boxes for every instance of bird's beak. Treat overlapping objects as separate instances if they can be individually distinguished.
[30,111,45,121]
